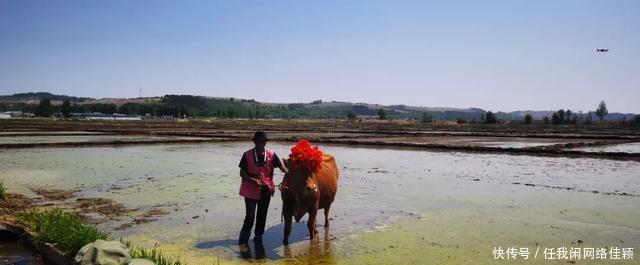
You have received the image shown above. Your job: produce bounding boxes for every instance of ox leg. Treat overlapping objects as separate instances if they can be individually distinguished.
[282,197,293,246]
[283,212,292,245]
[307,208,318,242]
[324,206,331,228]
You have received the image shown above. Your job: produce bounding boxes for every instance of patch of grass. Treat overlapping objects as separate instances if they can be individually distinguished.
[17,208,188,265]
[16,209,108,254]
[0,181,6,200]
[129,243,186,265]
[121,239,186,265]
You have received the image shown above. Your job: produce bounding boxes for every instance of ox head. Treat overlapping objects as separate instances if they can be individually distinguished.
[283,158,320,222]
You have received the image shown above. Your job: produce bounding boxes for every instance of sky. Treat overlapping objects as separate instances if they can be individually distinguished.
[0,0,638,113]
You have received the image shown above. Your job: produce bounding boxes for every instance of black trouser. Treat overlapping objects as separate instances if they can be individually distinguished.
[240,187,272,238]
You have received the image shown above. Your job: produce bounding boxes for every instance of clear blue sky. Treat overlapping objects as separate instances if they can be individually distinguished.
[1,0,638,112]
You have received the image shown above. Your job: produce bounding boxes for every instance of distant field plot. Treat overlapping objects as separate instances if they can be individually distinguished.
[328,136,605,148]
[566,142,640,153]
[0,135,212,144]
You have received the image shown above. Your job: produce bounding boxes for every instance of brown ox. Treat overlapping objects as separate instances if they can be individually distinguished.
[281,154,339,245]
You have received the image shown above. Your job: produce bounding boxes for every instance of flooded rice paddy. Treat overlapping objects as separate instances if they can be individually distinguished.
[1,140,639,264]
[567,142,640,154]
[0,135,211,144]
[0,131,107,135]
[330,136,601,149]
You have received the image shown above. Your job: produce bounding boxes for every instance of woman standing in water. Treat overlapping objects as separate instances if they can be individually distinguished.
[238,131,288,248]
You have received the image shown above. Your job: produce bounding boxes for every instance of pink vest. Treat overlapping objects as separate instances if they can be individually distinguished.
[239,148,276,200]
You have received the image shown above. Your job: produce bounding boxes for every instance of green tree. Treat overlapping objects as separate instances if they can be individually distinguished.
[595,100,608,121]
[377,108,386,120]
[557,109,566,123]
[524,114,532,124]
[35,98,52,117]
[570,114,578,124]
[551,109,566,124]
[585,112,593,124]
[254,105,263,119]
[346,111,357,121]
[118,103,140,115]
[421,112,433,123]
[484,111,497,124]
[226,107,236,118]
[551,113,561,124]
[61,100,71,118]
[565,109,572,124]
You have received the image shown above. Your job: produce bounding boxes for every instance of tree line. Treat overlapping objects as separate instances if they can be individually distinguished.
[3,96,638,126]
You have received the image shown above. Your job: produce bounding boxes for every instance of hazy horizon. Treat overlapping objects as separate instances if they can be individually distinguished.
[1,1,639,113]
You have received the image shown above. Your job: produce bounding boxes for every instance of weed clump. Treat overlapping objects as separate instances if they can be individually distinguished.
[16,209,108,254]
[0,182,6,200]
[16,208,186,265]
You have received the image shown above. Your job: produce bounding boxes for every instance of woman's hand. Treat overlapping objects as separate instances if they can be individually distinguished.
[252,179,262,186]
[252,173,265,186]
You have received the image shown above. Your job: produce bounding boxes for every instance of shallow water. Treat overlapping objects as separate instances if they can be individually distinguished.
[0,230,45,265]
[342,136,591,149]
[0,130,107,135]
[0,135,211,144]
[1,142,639,264]
[478,142,557,148]
[567,142,640,154]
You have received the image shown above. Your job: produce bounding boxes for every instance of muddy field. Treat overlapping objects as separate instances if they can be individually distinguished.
[1,119,639,264]
[1,119,639,159]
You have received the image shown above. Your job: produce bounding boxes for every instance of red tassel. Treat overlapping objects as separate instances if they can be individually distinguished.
[289,140,323,173]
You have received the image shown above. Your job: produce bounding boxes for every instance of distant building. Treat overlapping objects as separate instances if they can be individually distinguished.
[2,111,33,118]
[69,112,141,120]
[84,112,113,120]
[69,112,85,119]
[112,113,142,121]
[141,114,175,121]
[0,113,10,119]
[4,111,22,117]
[158,115,175,121]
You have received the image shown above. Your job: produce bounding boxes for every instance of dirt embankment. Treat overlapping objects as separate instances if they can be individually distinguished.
[2,118,639,137]
[0,193,39,214]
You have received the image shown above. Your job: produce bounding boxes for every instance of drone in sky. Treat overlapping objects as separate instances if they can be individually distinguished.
[596,49,609,53]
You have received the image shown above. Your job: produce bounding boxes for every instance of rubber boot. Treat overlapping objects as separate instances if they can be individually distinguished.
[238,229,251,246]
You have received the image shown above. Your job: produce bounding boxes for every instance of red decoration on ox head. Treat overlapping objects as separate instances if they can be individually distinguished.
[289,140,323,173]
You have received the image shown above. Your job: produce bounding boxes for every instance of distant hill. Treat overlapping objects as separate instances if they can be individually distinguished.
[0,92,94,102]
[0,92,635,121]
